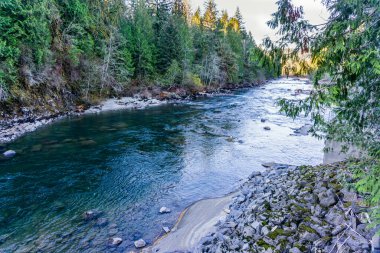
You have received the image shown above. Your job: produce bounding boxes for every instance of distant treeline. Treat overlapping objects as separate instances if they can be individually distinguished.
[0,0,281,113]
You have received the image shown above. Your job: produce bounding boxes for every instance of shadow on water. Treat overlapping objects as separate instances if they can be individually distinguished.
[0,78,324,252]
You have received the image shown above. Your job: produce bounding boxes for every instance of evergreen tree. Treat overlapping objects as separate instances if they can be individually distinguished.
[203,0,218,30]
[234,7,246,36]
[191,7,202,26]
[131,0,156,81]
[173,0,191,23]
[219,10,229,34]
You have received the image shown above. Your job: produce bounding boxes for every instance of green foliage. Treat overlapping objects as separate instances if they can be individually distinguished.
[203,0,218,30]
[0,0,51,91]
[130,0,155,81]
[270,0,380,225]
[0,0,277,107]
[162,60,181,86]
[349,159,380,226]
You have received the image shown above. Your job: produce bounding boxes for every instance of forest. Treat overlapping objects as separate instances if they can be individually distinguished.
[0,0,281,115]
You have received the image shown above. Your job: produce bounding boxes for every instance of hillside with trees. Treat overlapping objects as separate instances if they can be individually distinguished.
[0,0,281,117]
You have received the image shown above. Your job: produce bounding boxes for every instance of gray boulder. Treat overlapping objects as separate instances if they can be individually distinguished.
[346,230,370,251]
[108,237,122,246]
[261,226,270,235]
[325,208,345,226]
[331,224,346,236]
[372,234,380,253]
[159,206,171,214]
[242,226,255,238]
[134,238,146,248]
[83,210,102,221]
[251,221,261,233]
[341,189,358,202]
[289,247,302,253]
[300,230,320,242]
[318,189,337,207]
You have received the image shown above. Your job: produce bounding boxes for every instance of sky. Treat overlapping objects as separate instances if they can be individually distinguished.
[190,0,329,44]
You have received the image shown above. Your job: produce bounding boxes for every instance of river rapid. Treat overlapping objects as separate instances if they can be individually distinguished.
[0,78,324,252]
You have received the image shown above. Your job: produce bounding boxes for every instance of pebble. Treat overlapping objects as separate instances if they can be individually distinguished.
[134,239,146,248]
[3,150,16,157]
[159,207,171,214]
[83,210,102,221]
[108,237,122,246]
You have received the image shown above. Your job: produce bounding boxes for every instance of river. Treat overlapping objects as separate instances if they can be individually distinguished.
[0,78,324,252]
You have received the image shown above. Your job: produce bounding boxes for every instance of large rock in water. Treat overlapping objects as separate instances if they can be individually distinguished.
[83,210,102,221]
[108,237,122,246]
[134,239,146,248]
[159,206,171,214]
[3,150,16,158]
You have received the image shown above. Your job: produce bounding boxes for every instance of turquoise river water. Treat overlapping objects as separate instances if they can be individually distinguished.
[0,78,324,252]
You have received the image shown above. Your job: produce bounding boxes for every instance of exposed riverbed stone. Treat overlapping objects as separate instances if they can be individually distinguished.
[163,226,171,233]
[83,210,102,221]
[134,239,146,248]
[198,161,376,253]
[108,237,122,246]
[3,150,16,157]
[159,206,171,214]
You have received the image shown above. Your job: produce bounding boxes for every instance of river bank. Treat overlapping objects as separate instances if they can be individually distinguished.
[150,161,378,253]
[151,192,237,252]
[0,81,265,144]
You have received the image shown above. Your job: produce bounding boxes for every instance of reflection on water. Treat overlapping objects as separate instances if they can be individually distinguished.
[0,78,324,252]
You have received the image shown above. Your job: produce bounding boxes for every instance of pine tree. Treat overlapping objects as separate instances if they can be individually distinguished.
[154,0,180,75]
[219,10,229,34]
[131,0,156,81]
[173,0,191,23]
[228,17,240,33]
[203,0,218,30]
[234,7,246,35]
[191,7,202,26]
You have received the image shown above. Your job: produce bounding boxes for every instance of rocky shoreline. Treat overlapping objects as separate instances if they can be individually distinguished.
[197,161,378,253]
[0,82,264,144]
